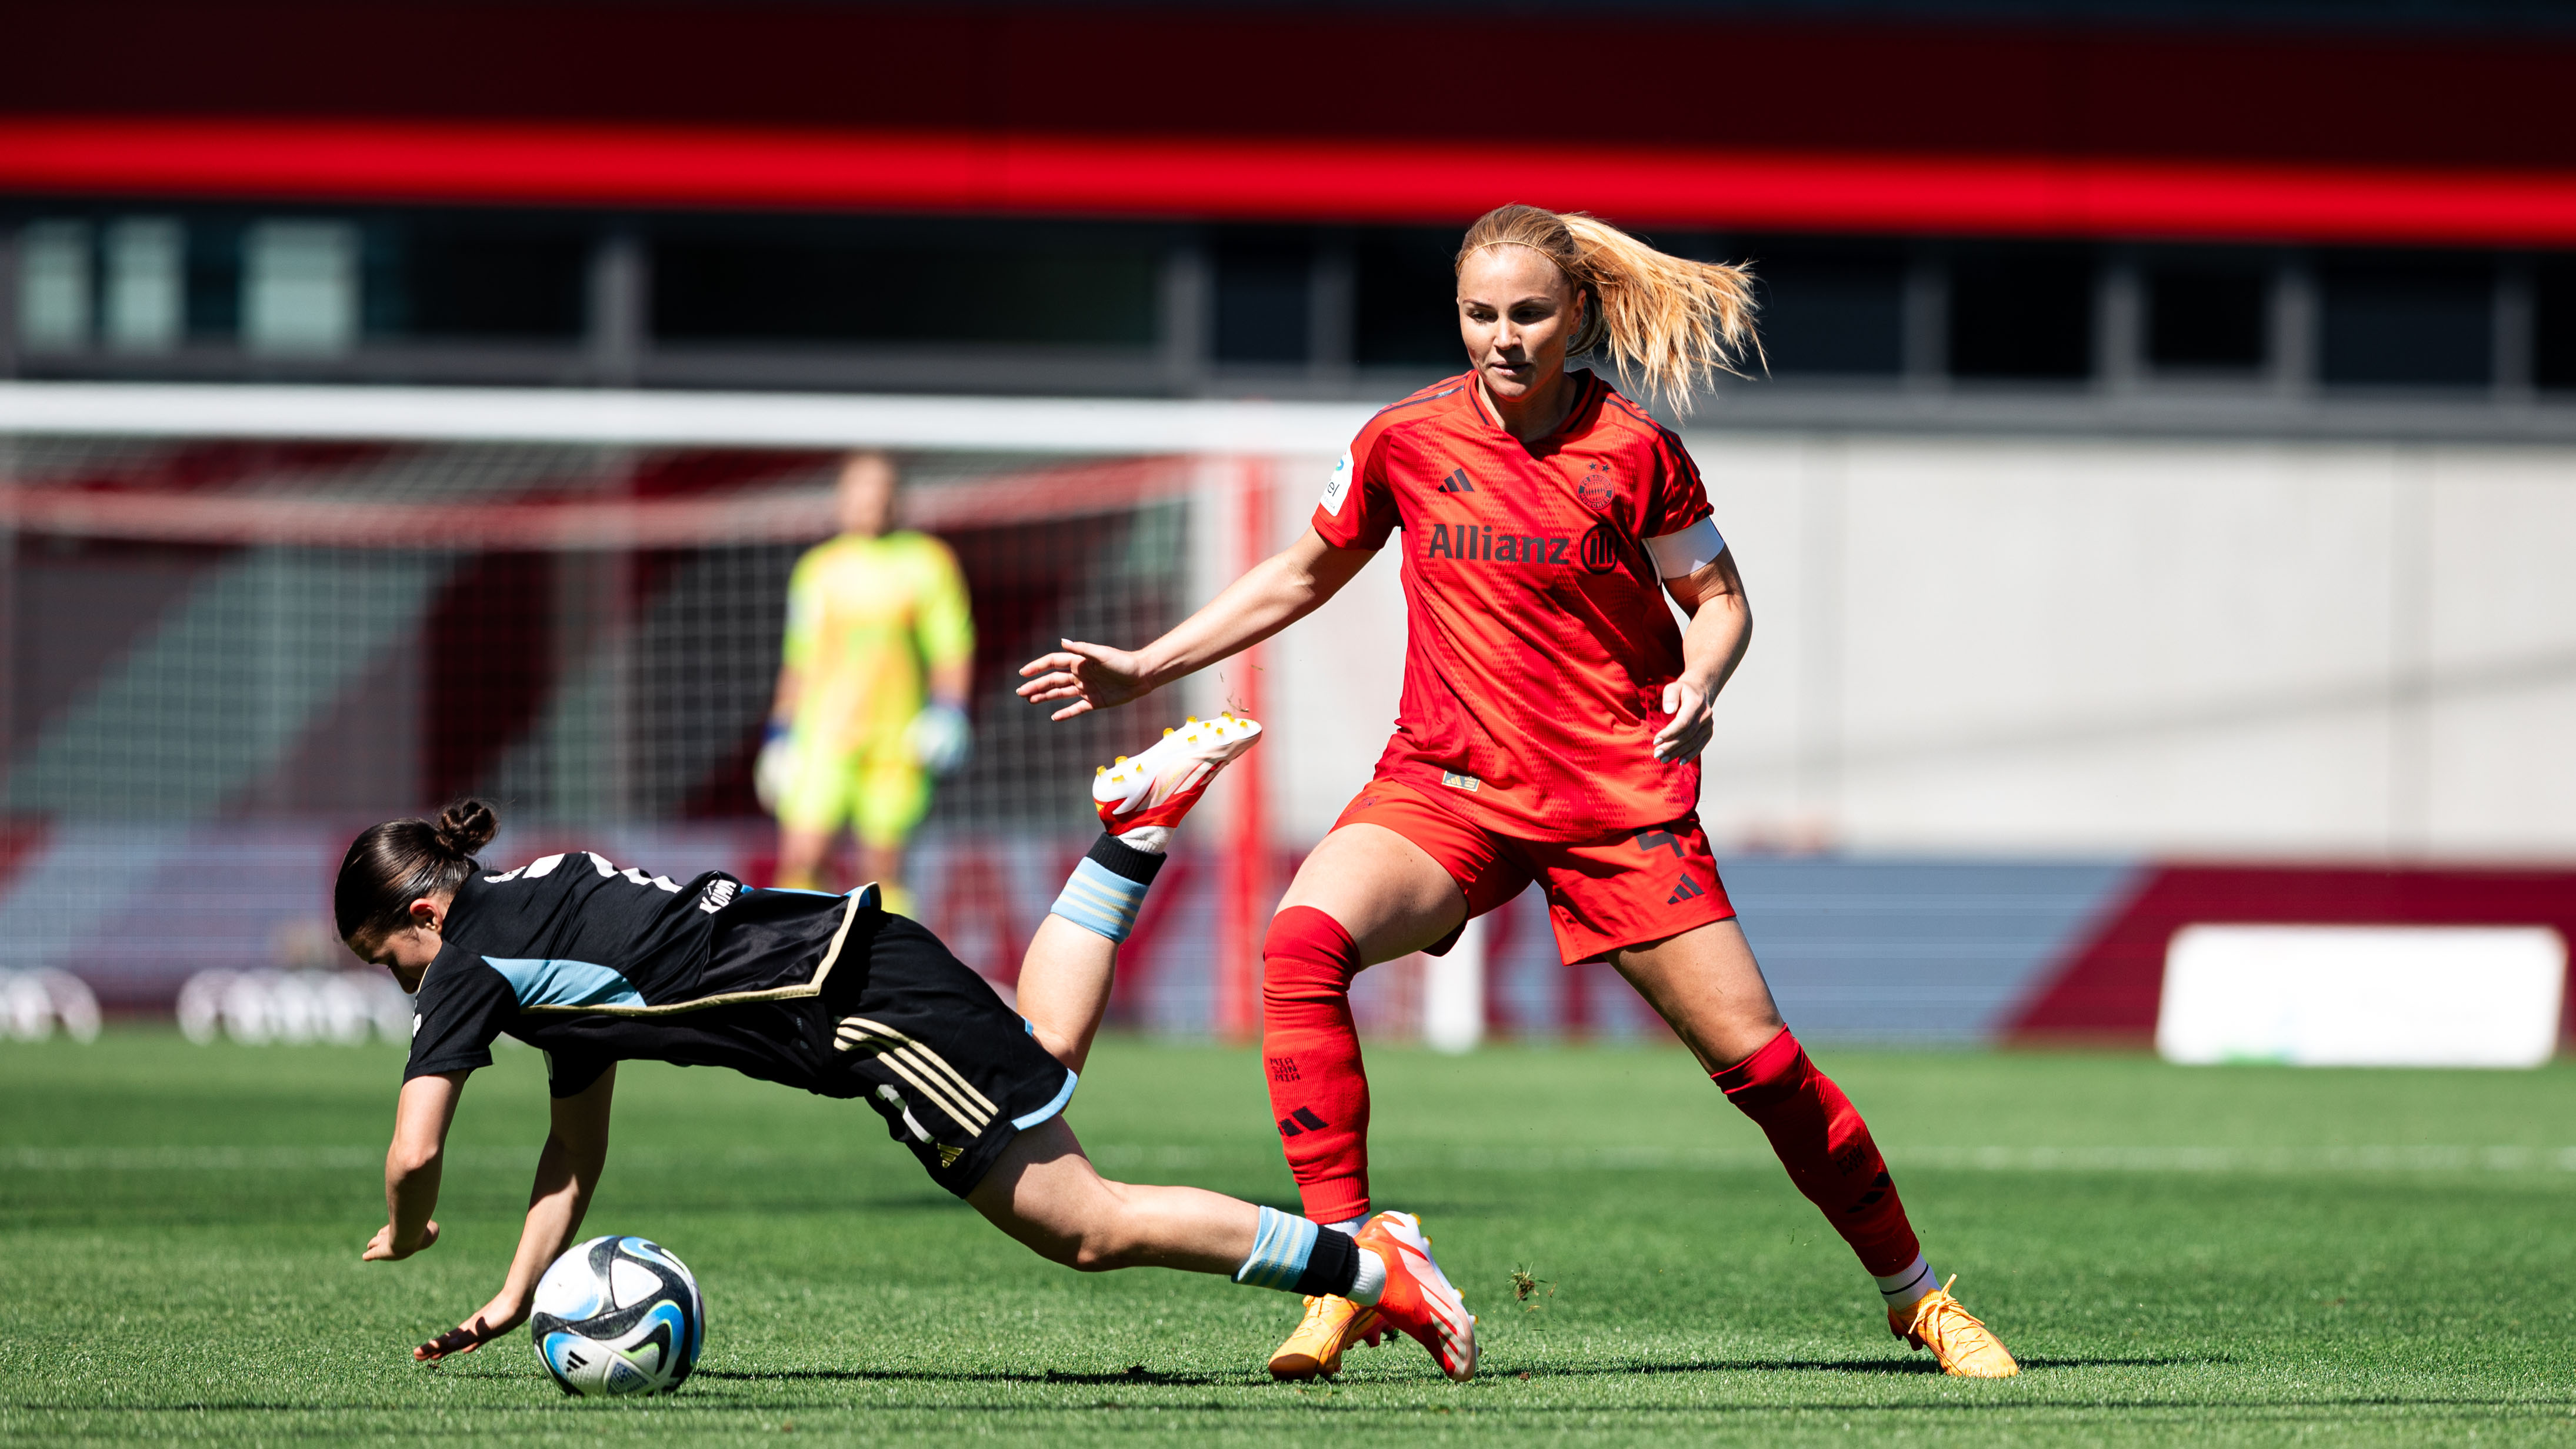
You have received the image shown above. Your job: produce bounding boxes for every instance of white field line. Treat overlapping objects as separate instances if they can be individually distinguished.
[16,1143,2576,1174]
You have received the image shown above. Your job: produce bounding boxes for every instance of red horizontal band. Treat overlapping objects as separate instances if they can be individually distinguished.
[8,119,2576,246]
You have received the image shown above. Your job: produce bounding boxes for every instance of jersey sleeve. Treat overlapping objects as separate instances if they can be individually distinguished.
[1311,427,1400,550]
[911,539,977,671]
[1641,430,1715,541]
[402,951,516,1081]
[780,546,824,672]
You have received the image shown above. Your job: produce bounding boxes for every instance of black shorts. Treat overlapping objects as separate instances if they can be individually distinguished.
[805,911,1077,1197]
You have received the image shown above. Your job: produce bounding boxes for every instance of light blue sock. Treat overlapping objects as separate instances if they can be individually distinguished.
[1049,857,1151,943]
[1231,1205,1321,1290]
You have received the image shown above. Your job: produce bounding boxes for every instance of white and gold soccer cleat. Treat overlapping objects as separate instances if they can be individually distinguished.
[1092,713,1262,832]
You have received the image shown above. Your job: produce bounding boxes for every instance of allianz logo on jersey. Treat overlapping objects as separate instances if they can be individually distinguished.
[1422,517,1623,575]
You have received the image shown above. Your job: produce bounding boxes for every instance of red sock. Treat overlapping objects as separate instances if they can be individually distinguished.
[1711,1027,1922,1277]
[1260,905,1371,1224]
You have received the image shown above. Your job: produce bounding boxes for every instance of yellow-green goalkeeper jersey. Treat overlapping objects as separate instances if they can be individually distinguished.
[782,531,975,755]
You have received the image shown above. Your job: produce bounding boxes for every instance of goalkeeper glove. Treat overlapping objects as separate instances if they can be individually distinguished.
[907,703,971,775]
[753,721,794,814]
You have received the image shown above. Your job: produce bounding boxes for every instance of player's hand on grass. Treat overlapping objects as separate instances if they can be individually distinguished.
[416,1309,525,1362]
[1652,678,1715,762]
[1017,639,1152,720]
[362,1218,439,1262]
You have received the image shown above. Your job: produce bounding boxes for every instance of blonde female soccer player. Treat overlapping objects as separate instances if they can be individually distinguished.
[343,755,1475,1378]
[1017,205,2016,1380]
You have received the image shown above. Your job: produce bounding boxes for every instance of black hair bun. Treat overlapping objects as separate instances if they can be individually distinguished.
[432,798,498,857]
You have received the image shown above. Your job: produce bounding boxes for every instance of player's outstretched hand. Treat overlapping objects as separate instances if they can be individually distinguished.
[415,1290,532,1362]
[1017,639,1152,721]
[1652,678,1715,763]
[362,1218,440,1261]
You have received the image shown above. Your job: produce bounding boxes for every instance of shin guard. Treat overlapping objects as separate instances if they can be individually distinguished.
[1261,905,1372,1224]
[1712,1027,1922,1276]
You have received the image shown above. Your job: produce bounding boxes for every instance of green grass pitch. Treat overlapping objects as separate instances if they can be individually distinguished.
[5,1032,2575,1445]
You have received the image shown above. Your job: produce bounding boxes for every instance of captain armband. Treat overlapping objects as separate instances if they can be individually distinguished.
[1645,517,1726,579]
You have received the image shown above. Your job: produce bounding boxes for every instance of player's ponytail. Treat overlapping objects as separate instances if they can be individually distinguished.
[333,798,499,944]
[1455,204,1761,413]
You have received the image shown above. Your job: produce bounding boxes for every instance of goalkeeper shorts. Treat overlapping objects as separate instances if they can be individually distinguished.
[775,733,931,847]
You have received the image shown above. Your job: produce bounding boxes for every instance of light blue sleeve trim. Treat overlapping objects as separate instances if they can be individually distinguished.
[482,957,645,1010]
[1010,1068,1080,1130]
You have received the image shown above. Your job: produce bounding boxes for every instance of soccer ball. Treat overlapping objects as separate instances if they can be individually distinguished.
[528,1235,705,1397]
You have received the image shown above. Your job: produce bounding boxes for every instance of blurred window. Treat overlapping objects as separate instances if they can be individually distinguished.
[652,223,1160,348]
[2146,265,2268,371]
[1744,241,1904,376]
[2533,258,2576,391]
[185,220,241,341]
[104,218,184,355]
[1212,229,1312,365]
[373,219,588,341]
[1949,245,2094,381]
[18,221,92,351]
[2318,254,2492,387]
[1353,227,1461,369]
[244,221,359,357]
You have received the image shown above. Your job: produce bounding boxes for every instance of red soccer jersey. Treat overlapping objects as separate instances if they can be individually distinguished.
[1310,370,1717,842]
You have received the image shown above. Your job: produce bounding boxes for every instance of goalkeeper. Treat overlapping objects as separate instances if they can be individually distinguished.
[759,451,974,916]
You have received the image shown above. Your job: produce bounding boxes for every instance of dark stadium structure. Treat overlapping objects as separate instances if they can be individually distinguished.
[4,0,2576,434]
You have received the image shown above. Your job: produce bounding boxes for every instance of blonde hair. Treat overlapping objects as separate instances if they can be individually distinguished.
[1455,204,1761,413]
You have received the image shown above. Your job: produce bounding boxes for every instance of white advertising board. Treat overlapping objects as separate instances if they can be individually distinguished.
[2157,925,2566,1068]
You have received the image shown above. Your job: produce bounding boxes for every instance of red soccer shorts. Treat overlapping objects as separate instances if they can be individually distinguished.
[1331,778,1736,964]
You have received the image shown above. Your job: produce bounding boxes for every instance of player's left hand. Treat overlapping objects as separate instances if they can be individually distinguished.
[362,1218,439,1261]
[1652,679,1715,763]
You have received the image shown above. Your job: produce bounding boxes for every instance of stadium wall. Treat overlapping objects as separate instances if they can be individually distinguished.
[1251,429,2576,862]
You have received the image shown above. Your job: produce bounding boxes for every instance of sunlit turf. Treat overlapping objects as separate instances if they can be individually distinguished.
[5,1030,2576,1445]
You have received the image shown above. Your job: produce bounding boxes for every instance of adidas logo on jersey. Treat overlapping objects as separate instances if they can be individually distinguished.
[1439,468,1477,493]
[1667,875,1705,905]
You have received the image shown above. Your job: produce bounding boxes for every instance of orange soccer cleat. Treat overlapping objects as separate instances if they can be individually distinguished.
[1267,1294,1384,1381]
[1092,713,1262,833]
[1353,1211,1478,1382]
[1891,1277,2020,1378]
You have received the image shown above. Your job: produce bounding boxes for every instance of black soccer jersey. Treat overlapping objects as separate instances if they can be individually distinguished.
[399,848,1078,1197]
[405,851,862,1099]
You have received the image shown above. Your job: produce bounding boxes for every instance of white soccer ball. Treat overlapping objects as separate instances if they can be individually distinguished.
[528,1235,705,1397]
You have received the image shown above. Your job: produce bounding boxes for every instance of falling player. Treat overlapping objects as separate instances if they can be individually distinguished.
[341,719,1477,1380]
[1016,204,2018,1378]
[758,450,974,916]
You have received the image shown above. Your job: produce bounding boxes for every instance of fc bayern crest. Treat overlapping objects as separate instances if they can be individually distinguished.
[1574,459,1618,515]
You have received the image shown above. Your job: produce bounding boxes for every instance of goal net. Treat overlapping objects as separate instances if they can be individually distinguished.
[0,394,1603,1047]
